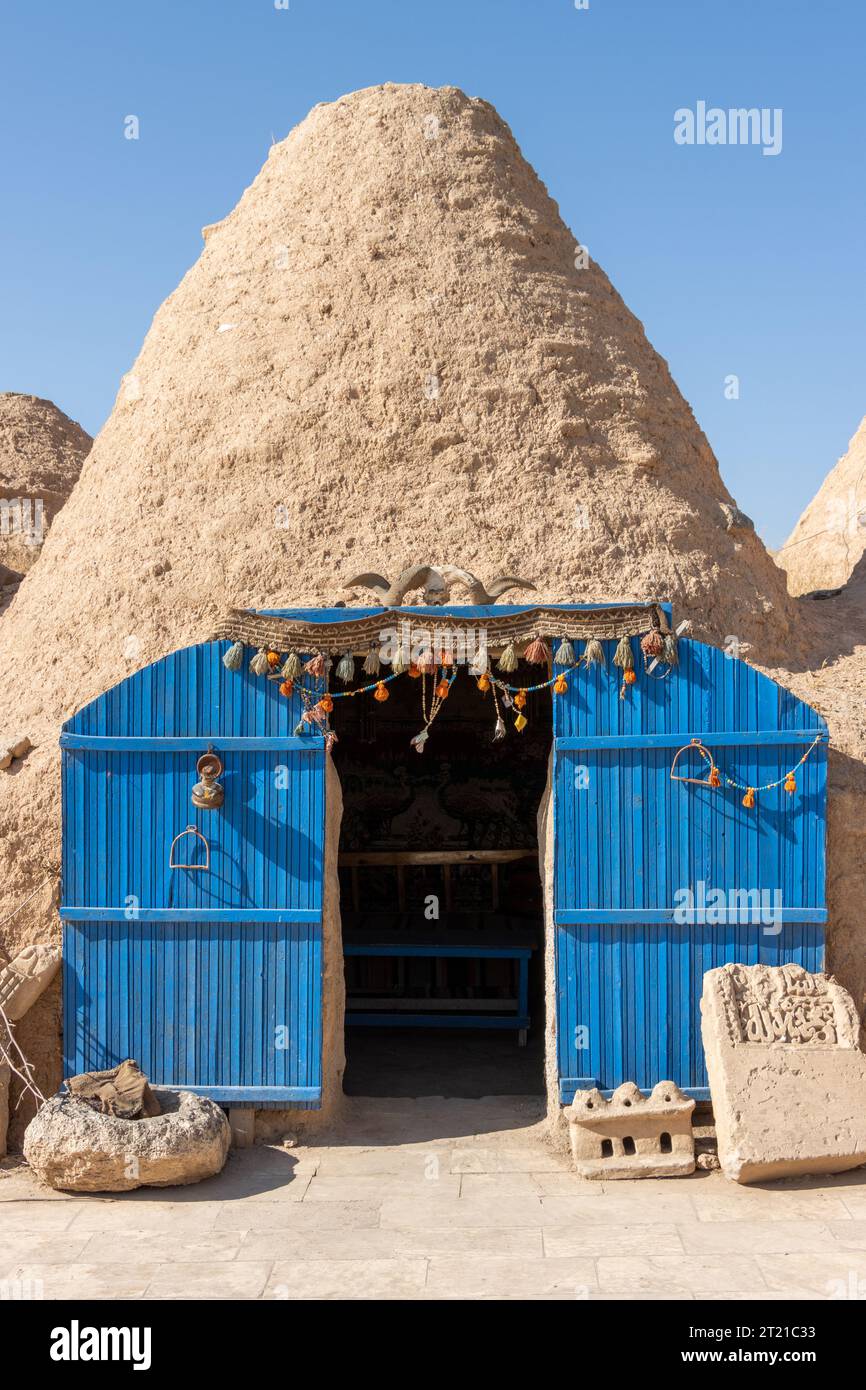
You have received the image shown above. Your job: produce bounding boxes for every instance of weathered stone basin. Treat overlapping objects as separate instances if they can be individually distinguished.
[23,1088,230,1192]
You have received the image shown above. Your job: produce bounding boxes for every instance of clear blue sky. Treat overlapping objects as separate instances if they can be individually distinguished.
[2,0,864,548]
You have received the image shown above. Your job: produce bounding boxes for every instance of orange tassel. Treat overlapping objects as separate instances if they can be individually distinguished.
[408,663,421,679]
[476,673,491,693]
[709,767,721,788]
[623,669,637,686]
[435,678,450,699]
[279,679,294,698]
[784,773,796,794]
[320,694,334,713]
[374,680,389,702]
[524,636,551,665]
[553,673,568,695]
[266,649,281,669]
[742,787,755,809]
[514,690,527,710]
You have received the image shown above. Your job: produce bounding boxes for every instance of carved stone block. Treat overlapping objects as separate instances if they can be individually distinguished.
[567,1081,695,1179]
[0,943,60,1023]
[702,963,866,1183]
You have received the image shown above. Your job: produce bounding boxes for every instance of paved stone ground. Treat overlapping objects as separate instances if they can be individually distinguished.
[3,1096,866,1300]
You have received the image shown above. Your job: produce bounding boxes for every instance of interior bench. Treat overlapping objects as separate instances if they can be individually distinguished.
[340,851,539,1044]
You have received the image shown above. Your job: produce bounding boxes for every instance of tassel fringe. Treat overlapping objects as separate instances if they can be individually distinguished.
[222,640,244,672]
[613,636,635,671]
[497,642,518,673]
[582,638,606,667]
[335,651,355,684]
[524,636,551,665]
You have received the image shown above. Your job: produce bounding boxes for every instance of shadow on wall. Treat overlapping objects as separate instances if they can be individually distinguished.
[825,747,866,1032]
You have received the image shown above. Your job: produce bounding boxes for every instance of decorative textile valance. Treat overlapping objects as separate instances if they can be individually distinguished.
[212,601,671,655]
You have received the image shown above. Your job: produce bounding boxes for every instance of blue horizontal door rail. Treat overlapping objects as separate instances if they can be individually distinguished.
[60,734,324,752]
[560,1079,712,1104]
[61,908,322,924]
[554,908,827,925]
[556,730,827,751]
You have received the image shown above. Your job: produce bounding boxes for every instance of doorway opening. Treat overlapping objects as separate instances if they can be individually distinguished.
[331,662,552,1098]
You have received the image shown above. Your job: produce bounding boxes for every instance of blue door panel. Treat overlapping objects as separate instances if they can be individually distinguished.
[62,921,322,1102]
[61,642,326,1107]
[552,637,828,1097]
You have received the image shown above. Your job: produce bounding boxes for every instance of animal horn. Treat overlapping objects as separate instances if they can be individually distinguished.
[384,565,441,606]
[433,567,486,603]
[485,576,538,602]
[344,572,390,595]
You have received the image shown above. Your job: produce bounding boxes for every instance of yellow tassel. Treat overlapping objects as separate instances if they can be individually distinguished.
[613,636,635,672]
[553,673,568,695]
[514,712,528,732]
[477,673,491,693]
[374,680,389,702]
[784,773,796,794]
[742,787,755,809]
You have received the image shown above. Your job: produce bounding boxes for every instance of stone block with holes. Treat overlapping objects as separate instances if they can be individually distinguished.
[566,1081,695,1179]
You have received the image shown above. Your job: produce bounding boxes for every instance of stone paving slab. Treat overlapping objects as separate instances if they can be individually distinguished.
[265,1257,428,1300]
[542,1223,684,1257]
[3,1262,160,1299]
[214,1199,381,1232]
[146,1261,273,1300]
[425,1254,597,1298]
[79,1230,245,1263]
[239,1224,543,1260]
[596,1254,767,1295]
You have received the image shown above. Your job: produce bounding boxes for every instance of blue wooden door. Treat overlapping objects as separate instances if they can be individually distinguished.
[552,638,827,1100]
[61,643,327,1106]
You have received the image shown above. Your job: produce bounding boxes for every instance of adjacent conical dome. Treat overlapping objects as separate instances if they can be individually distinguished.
[778,417,866,595]
[0,392,91,585]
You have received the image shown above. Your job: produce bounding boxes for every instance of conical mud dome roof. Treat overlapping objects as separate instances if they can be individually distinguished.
[0,84,804,963]
[778,417,866,595]
[0,392,91,581]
